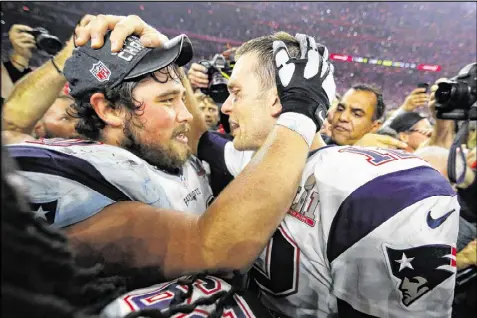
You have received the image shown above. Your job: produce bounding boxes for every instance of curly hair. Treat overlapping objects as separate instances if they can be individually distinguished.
[67,65,182,141]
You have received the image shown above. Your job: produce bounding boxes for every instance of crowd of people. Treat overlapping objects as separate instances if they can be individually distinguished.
[2,2,476,108]
[1,3,476,318]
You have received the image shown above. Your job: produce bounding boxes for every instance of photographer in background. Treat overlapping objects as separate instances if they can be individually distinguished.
[382,87,430,128]
[1,24,35,103]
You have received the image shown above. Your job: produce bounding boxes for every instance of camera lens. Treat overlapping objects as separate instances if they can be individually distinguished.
[37,34,63,55]
[435,82,453,103]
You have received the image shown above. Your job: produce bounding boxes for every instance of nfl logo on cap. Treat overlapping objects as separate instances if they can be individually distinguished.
[90,61,111,82]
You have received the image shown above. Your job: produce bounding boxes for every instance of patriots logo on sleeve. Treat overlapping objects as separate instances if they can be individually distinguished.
[384,244,456,307]
[29,200,58,224]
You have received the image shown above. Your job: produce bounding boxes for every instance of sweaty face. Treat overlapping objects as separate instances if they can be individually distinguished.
[221,52,276,151]
[331,89,379,145]
[33,96,80,139]
[121,70,192,172]
[199,101,219,129]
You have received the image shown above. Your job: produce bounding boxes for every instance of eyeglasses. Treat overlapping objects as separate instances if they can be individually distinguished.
[407,128,432,137]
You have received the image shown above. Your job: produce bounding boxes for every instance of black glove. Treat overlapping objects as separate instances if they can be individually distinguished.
[273,34,336,130]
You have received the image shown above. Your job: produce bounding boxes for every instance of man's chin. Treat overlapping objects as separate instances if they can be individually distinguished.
[233,138,257,152]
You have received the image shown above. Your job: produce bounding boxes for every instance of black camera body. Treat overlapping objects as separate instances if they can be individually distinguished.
[435,62,477,121]
[199,54,234,104]
[23,27,63,55]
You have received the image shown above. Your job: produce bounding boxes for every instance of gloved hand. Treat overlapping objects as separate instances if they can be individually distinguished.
[273,33,336,130]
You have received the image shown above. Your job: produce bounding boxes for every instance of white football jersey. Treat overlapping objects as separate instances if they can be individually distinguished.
[210,140,459,318]
[101,274,273,318]
[7,138,214,228]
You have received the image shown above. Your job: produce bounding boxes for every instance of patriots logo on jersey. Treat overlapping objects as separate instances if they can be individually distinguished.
[384,244,456,307]
[288,174,318,227]
[29,200,58,224]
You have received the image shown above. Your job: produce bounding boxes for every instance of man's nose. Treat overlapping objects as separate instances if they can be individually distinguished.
[221,96,233,115]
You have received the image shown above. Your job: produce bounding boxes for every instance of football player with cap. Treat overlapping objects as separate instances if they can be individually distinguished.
[71,14,459,318]
[6,13,334,318]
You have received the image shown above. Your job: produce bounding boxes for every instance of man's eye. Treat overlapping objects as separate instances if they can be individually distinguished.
[163,98,174,104]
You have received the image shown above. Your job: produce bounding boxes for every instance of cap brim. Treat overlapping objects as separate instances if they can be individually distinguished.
[124,34,193,80]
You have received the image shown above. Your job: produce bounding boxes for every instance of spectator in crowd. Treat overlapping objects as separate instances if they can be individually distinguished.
[382,87,430,128]
[329,84,384,146]
[195,90,220,130]
[1,24,36,104]
[384,78,456,151]
[389,112,433,151]
[327,83,407,149]
[2,36,76,144]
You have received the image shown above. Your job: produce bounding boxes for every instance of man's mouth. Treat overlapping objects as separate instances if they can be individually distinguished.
[174,133,188,144]
[334,125,349,132]
[229,121,240,133]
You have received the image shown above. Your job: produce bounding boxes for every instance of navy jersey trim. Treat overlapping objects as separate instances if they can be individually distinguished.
[8,145,132,202]
[337,298,378,317]
[308,145,337,158]
[197,131,234,195]
[327,166,456,263]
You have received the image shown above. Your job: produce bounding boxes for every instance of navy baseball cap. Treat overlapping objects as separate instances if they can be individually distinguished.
[389,112,427,133]
[64,31,193,98]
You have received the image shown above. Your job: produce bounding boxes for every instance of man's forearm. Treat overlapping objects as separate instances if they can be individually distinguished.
[192,125,309,272]
[65,125,310,279]
[428,119,455,149]
[2,47,70,134]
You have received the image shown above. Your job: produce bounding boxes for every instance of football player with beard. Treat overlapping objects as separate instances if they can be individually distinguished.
[74,14,457,318]
[6,13,335,317]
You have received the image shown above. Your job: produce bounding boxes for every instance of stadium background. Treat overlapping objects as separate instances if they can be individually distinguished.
[1,1,476,109]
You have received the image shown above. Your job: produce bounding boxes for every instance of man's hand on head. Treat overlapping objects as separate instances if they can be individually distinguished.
[74,14,168,52]
[273,34,336,131]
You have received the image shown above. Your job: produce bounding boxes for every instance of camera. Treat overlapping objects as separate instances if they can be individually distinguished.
[23,27,63,55]
[435,62,477,121]
[199,54,234,104]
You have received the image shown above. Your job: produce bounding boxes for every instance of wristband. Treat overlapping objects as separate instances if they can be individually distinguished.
[276,112,317,147]
[51,57,63,75]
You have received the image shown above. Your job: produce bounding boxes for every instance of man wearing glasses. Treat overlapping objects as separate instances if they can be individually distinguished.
[389,112,433,151]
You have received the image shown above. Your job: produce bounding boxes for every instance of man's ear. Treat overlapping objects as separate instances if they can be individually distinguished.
[269,87,282,118]
[89,93,124,127]
[398,132,409,143]
[370,121,382,133]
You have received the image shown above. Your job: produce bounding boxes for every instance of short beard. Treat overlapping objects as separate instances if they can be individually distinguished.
[121,116,191,174]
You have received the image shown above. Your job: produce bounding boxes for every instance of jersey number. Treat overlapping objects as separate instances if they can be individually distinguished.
[123,277,253,317]
[339,147,418,166]
[251,226,300,297]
